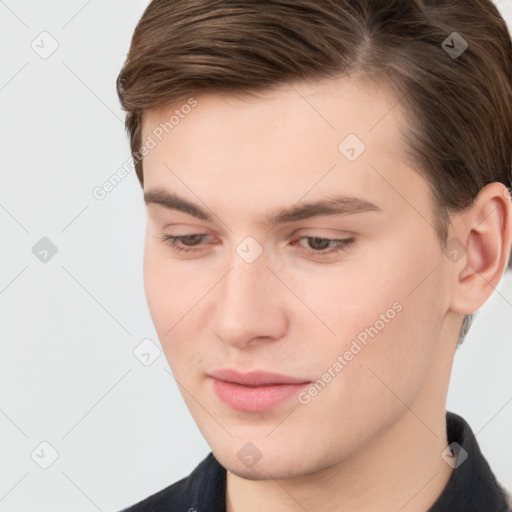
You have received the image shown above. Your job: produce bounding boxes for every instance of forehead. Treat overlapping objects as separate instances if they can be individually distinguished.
[141,75,408,170]
[143,74,400,137]
[140,75,428,226]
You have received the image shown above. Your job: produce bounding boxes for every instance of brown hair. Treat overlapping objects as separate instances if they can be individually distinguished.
[116,0,512,344]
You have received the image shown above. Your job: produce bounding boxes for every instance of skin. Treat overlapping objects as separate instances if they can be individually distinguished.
[140,75,512,512]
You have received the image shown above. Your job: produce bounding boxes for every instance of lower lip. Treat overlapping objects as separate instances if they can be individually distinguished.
[211,378,310,412]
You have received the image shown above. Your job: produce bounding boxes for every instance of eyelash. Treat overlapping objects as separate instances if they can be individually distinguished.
[158,234,355,258]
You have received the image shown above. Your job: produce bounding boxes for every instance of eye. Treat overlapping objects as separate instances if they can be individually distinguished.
[157,233,355,258]
[293,236,355,257]
[158,234,212,253]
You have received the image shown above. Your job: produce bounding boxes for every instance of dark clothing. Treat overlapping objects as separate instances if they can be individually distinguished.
[120,411,511,512]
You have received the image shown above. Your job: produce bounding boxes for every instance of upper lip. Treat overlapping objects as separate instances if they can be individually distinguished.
[209,368,311,386]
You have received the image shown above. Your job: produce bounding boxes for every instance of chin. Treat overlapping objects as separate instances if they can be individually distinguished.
[214,447,316,481]
[226,461,300,481]
[227,464,277,481]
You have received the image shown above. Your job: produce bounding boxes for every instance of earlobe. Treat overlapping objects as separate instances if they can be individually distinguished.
[450,182,512,314]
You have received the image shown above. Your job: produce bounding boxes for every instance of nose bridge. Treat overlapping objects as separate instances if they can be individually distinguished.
[219,252,269,320]
[213,246,286,345]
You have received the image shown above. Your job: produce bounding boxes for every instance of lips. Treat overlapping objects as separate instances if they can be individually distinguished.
[209,368,311,412]
[209,368,310,386]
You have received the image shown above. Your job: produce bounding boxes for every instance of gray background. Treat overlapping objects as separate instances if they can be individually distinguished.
[1,1,511,511]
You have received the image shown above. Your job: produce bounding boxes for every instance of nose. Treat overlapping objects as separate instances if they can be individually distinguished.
[212,250,288,349]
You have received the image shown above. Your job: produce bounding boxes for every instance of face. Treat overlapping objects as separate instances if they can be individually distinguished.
[141,76,455,480]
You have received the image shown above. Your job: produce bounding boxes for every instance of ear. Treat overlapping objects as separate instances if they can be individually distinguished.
[448,182,512,316]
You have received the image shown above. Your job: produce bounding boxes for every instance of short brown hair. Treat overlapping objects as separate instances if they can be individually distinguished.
[116,0,512,343]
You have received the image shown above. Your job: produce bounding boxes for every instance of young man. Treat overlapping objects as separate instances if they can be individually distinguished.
[116,1,512,510]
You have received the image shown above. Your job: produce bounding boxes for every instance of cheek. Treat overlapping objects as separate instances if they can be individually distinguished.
[143,234,194,324]
[142,238,213,371]
[142,239,188,358]
[143,239,169,329]
[298,245,439,394]
[280,257,400,346]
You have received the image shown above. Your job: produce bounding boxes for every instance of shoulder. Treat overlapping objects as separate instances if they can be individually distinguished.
[118,452,226,512]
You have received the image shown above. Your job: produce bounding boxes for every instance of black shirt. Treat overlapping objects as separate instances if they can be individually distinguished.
[120,411,511,512]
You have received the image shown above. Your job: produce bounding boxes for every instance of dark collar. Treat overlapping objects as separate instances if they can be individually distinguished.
[428,411,511,511]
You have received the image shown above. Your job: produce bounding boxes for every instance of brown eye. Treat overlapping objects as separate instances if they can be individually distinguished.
[158,234,211,253]
[295,236,355,257]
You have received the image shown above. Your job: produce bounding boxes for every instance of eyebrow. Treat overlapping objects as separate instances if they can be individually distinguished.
[144,187,382,225]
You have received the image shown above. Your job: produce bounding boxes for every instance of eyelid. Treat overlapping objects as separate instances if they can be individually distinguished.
[158,232,355,258]
[292,226,355,237]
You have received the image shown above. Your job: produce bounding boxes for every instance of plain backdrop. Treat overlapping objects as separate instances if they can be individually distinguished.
[1,1,511,511]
